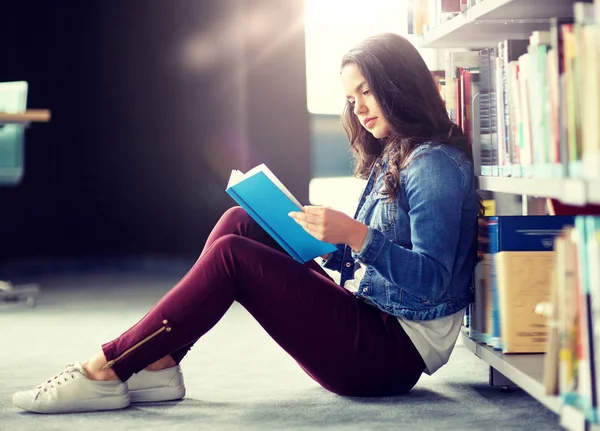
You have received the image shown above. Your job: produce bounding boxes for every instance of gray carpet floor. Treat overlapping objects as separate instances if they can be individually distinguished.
[0,261,562,430]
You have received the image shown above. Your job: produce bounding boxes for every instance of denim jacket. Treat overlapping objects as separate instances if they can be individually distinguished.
[323,142,478,321]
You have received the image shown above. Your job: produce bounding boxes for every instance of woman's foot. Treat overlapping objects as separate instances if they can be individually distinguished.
[126,365,186,403]
[12,362,129,414]
[144,354,177,372]
[81,351,119,381]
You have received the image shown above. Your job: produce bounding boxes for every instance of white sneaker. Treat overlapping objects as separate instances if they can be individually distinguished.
[126,365,185,403]
[12,362,130,414]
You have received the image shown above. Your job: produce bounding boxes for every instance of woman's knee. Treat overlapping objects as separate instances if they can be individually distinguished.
[220,206,251,225]
[209,234,256,259]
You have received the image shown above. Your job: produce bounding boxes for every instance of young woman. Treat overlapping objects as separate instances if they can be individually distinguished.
[13,33,481,414]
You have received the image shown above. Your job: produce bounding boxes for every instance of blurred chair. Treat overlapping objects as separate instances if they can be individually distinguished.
[0,81,41,307]
[0,81,28,186]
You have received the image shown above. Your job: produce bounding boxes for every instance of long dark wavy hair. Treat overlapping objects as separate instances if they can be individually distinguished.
[341,33,474,202]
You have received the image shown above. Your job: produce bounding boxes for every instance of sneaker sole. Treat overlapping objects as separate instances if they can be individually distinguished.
[13,394,130,414]
[129,385,185,403]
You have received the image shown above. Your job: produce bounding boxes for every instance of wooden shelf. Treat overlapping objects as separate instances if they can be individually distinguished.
[419,0,577,48]
[0,110,51,125]
[477,176,600,205]
[460,331,562,414]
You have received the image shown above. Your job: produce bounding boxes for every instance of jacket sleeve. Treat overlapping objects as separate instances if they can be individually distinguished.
[351,149,467,301]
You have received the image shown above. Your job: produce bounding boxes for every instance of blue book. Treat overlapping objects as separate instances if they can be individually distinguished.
[488,215,575,252]
[225,164,337,263]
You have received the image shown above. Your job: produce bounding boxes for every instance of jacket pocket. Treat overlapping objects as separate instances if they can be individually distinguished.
[369,192,395,232]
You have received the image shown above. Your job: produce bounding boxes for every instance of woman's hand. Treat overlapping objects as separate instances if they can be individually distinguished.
[289,206,369,253]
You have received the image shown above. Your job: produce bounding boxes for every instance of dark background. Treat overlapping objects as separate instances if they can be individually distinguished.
[0,0,311,261]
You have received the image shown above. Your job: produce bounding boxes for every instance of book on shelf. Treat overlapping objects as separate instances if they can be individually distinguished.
[472,252,491,343]
[573,217,599,421]
[461,67,479,154]
[549,218,600,423]
[497,39,529,177]
[528,31,553,178]
[496,250,555,353]
[584,217,600,422]
[544,239,561,396]
[478,47,498,177]
[575,3,600,182]
[481,215,574,351]
[446,9,600,182]
[468,199,495,340]
[444,51,478,126]
[549,16,575,180]
[556,226,582,409]
[226,164,337,264]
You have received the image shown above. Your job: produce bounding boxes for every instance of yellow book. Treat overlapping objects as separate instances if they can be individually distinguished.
[543,237,563,395]
[496,251,555,353]
[558,227,579,397]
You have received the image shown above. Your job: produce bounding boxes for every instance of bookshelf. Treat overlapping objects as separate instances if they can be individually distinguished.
[460,330,595,431]
[460,329,561,414]
[420,0,578,47]
[477,176,599,205]
[414,0,600,430]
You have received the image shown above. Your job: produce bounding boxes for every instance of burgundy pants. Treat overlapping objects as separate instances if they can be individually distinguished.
[102,207,424,396]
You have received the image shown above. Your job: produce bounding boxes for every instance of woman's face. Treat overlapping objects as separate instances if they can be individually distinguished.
[341,63,391,139]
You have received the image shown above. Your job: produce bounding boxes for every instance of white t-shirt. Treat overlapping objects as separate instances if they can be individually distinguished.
[343,264,464,375]
[397,309,464,375]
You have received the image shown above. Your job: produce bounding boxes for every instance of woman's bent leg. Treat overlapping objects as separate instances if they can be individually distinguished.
[102,235,424,396]
[168,205,328,363]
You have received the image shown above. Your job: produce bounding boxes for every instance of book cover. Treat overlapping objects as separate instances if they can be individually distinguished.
[527,32,551,178]
[518,52,533,177]
[478,47,498,176]
[544,236,563,395]
[473,253,490,343]
[585,217,600,420]
[575,216,597,421]
[462,68,479,153]
[498,39,529,177]
[581,24,600,181]
[488,215,575,252]
[507,60,522,176]
[550,17,575,178]
[444,51,478,126]
[486,215,575,349]
[559,226,580,405]
[496,251,554,353]
[226,164,337,263]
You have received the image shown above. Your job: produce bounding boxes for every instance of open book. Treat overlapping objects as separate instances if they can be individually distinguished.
[226,164,337,263]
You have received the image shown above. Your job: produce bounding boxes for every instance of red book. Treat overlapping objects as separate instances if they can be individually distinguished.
[548,199,600,216]
[454,67,463,129]
[462,69,473,148]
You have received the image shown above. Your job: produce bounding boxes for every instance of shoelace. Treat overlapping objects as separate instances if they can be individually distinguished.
[37,364,79,393]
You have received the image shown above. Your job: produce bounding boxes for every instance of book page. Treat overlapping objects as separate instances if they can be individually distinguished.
[228,164,303,209]
[227,170,244,189]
